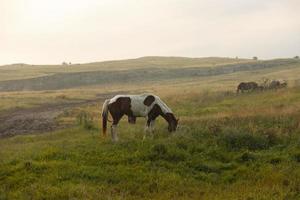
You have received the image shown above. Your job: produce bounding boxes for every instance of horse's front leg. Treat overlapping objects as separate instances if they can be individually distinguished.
[143,120,150,140]
[144,118,154,140]
[149,120,155,133]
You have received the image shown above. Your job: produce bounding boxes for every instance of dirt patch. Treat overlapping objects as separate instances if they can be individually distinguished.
[0,92,119,137]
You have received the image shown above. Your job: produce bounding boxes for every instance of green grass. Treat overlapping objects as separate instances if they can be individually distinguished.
[1,88,300,199]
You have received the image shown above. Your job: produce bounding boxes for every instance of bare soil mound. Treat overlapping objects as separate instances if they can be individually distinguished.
[0,93,116,137]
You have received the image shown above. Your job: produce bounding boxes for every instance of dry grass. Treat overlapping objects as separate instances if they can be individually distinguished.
[1,58,300,113]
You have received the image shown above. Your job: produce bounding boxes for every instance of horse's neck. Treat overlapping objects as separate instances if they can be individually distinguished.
[159,111,174,125]
[156,98,172,114]
[159,111,168,122]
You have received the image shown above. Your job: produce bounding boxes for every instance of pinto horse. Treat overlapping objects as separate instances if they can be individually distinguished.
[102,94,179,141]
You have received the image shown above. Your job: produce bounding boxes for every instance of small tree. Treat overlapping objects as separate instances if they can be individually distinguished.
[294,56,299,59]
[253,56,258,60]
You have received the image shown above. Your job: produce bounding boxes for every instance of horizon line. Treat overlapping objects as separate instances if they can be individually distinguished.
[1,55,299,67]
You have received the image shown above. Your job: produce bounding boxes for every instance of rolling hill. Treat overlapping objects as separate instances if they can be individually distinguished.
[0,57,299,91]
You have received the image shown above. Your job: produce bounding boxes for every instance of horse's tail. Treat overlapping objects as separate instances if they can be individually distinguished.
[102,99,110,136]
[236,85,240,94]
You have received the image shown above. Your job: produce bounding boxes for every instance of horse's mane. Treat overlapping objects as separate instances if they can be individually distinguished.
[155,97,173,114]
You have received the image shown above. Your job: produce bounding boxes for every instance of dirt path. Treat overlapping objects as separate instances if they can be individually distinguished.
[0,92,118,137]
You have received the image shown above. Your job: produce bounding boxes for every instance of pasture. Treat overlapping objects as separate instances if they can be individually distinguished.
[1,57,300,199]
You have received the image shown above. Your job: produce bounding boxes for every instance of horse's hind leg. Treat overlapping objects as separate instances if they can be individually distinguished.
[111,125,118,142]
[111,114,123,142]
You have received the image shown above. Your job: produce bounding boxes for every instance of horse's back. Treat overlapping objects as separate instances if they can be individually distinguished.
[237,82,258,91]
[108,94,171,117]
[108,94,154,117]
[237,82,246,90]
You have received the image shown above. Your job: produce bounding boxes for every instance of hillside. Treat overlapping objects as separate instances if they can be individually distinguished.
[0,57,250,81]
[0,57,299,91]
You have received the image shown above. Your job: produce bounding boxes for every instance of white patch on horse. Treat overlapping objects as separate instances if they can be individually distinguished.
[108,94,172,117]
[154,96,172,114]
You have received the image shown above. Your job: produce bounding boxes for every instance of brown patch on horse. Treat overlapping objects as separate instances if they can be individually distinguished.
[108,97,134,125]
[237,82,258,93]
[147,104,178,132]
[128,116,136,124]
[143,95,155,106]
[147,104,162,121]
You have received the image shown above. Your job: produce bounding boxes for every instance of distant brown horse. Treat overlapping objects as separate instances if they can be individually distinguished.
[237,82,259,93]
[102,94,179,141]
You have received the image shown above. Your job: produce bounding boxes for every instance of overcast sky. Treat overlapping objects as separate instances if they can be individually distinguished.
[0,0,299,65]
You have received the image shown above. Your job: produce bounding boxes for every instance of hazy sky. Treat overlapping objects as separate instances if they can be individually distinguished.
[1,0,299,65]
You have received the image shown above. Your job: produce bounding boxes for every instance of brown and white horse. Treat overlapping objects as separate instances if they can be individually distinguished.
[102,94,178,141]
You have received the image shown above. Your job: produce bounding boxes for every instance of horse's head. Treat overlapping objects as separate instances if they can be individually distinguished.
[166,113,179,132]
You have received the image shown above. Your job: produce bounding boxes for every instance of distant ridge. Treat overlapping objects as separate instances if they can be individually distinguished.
[1,56,250,68]
[1,56,297,68]
[0,58,299,91]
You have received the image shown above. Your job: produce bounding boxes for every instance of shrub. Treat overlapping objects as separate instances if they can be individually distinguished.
[207,149,231,163]
[237,151,256,163]
[152,144,167,155]
[147,144,167,161]
[193,163,220,173]
[220,129,270,151]
[208,123,221,135]
[76,111,95,130]
[262,128,281,146]
[166,148,187,162]
[269,157,282,165]
[188,158,234,175]
[292,152,300,162]
[176,141,188,150]
[56,94,67,99]
[146,144,187,162]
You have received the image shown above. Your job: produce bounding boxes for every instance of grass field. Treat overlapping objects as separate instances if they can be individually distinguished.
[1,57,300,199]
[1,87,300,199]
